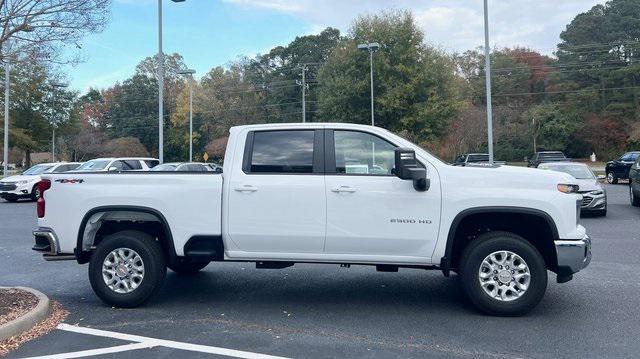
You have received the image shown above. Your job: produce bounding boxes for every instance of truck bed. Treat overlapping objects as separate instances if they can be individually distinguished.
[39,172,223,256]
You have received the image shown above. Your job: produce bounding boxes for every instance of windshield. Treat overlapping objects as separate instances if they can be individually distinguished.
[151,164,178,171]
[467,154,489,162]
[539,163,595,179]
[539,152,566,159]
[76,160,111,171]
[22,164,54,175]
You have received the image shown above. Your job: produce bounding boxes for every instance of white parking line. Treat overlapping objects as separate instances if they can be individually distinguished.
[27,323,290,359]
[20,343,152,359]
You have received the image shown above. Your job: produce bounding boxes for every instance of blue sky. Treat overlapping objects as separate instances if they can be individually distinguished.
[65,0,606,92]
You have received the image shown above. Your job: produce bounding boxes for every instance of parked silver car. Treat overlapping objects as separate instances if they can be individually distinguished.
[539,162,606,216]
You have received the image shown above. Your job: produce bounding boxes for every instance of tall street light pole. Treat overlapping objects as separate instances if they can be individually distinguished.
[483,0,495,165]
[158,0,186,164]
[178,69,196,161]
[50,82,68,162]
[358,42,380,126]
[3,61,9,177]
[296,65,308,122]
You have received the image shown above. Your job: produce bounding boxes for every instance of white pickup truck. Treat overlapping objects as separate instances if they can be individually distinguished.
[32,123,591,316]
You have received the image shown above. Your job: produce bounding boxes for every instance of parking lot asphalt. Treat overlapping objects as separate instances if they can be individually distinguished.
[1,183,639,358]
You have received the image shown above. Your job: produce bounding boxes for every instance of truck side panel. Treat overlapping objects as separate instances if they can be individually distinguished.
[38,173,223,256]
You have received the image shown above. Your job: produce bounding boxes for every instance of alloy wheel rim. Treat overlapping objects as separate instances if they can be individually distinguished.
[102,248,145,294]
[607,172,614,183]
[34,188,40,199]
[478,250,531,302]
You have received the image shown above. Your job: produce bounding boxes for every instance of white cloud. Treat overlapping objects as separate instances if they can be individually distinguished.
[223,0,606,54]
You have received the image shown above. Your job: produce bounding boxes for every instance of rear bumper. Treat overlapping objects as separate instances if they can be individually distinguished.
[555,234,591,279]
[32,228,75,261]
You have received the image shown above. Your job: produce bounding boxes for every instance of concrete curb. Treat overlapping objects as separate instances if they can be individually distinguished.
[0,287,52,341]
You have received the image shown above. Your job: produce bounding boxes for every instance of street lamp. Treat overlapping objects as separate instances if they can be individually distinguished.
[3,26,34,176]
[177,68,195,162]
[357,42,380,126]
[2,61,9,176]
[158,0,186,164]
[483,0,495,165]
[50,82,68,162]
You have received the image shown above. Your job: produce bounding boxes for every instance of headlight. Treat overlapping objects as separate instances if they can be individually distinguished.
[590,190,604,196]
[557,184,579,194]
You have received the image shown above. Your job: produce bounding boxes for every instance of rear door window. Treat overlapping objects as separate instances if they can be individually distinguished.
[247,130,317,174]
[123,160,142,170]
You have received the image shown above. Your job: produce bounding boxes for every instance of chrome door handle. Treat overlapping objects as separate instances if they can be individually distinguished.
[234,185,258,192]
[331,186,356,193]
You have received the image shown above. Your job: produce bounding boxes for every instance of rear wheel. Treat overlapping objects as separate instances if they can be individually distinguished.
[631,184,640,207]
[607,172,618,184]
[88,230,166,308]
[168,259,209,274]
[459,231,547,316]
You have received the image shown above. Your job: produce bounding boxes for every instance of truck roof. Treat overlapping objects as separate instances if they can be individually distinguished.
[231,122,384,132]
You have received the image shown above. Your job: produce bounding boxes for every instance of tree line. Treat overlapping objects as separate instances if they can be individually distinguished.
[3,0,640,166]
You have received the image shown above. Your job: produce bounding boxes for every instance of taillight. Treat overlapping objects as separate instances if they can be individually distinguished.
[37,179,51,218]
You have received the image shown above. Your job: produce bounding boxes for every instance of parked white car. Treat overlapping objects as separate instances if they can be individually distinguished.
[75,158,159,172]
[33,123,591,316]
[151,162,222,172]
[0,162,81,202]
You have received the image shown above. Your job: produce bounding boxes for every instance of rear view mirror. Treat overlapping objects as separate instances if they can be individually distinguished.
[394,148,430,192]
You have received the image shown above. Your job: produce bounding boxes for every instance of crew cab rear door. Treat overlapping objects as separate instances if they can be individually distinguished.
[226,129,326,254]
[323,129,441,260]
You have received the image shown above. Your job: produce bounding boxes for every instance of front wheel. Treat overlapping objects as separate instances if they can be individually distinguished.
[30,185,40,201]
[459,231,547,316]
[631,185,640,207]
[88,230,166,308]
[606,172,618,184]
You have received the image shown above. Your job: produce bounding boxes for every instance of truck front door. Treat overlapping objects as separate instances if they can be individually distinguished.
[323,129,441,261]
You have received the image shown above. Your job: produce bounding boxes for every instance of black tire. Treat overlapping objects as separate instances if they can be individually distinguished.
[30,184,40,201]
[88,230,166,308]
[606,172,618,184]
[168,259,209,274]
[631,185,640,207]
[459,231,548,316]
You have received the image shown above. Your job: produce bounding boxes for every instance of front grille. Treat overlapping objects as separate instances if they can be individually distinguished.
[0,182,16,191]
[581,196,593,207]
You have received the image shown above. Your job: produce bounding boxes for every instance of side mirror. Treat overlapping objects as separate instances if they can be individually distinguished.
[394,148,430,192]
[108,166,118,172]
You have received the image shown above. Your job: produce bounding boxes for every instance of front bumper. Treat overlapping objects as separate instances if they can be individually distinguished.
[32,228,75,261]
[580,192,606,212]
[0,182,34,199]
[555,234,591,280]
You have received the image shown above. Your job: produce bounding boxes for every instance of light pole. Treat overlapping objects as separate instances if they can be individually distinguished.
[158,0,186,164]
[177,68,195,161]
[483,0,495,165]
[3,61,9,177]
[358,42,380,126]
[296,65,309,122]
[50,82,68,162]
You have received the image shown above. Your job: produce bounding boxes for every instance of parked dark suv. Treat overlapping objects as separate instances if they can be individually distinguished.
[629,155,640,207]
[605,151,640,184]
[452,153,505,166]
[527,151,568,167]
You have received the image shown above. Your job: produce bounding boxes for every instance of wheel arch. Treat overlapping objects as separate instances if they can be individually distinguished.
[440,206,559,276]
[75,205,177,266]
